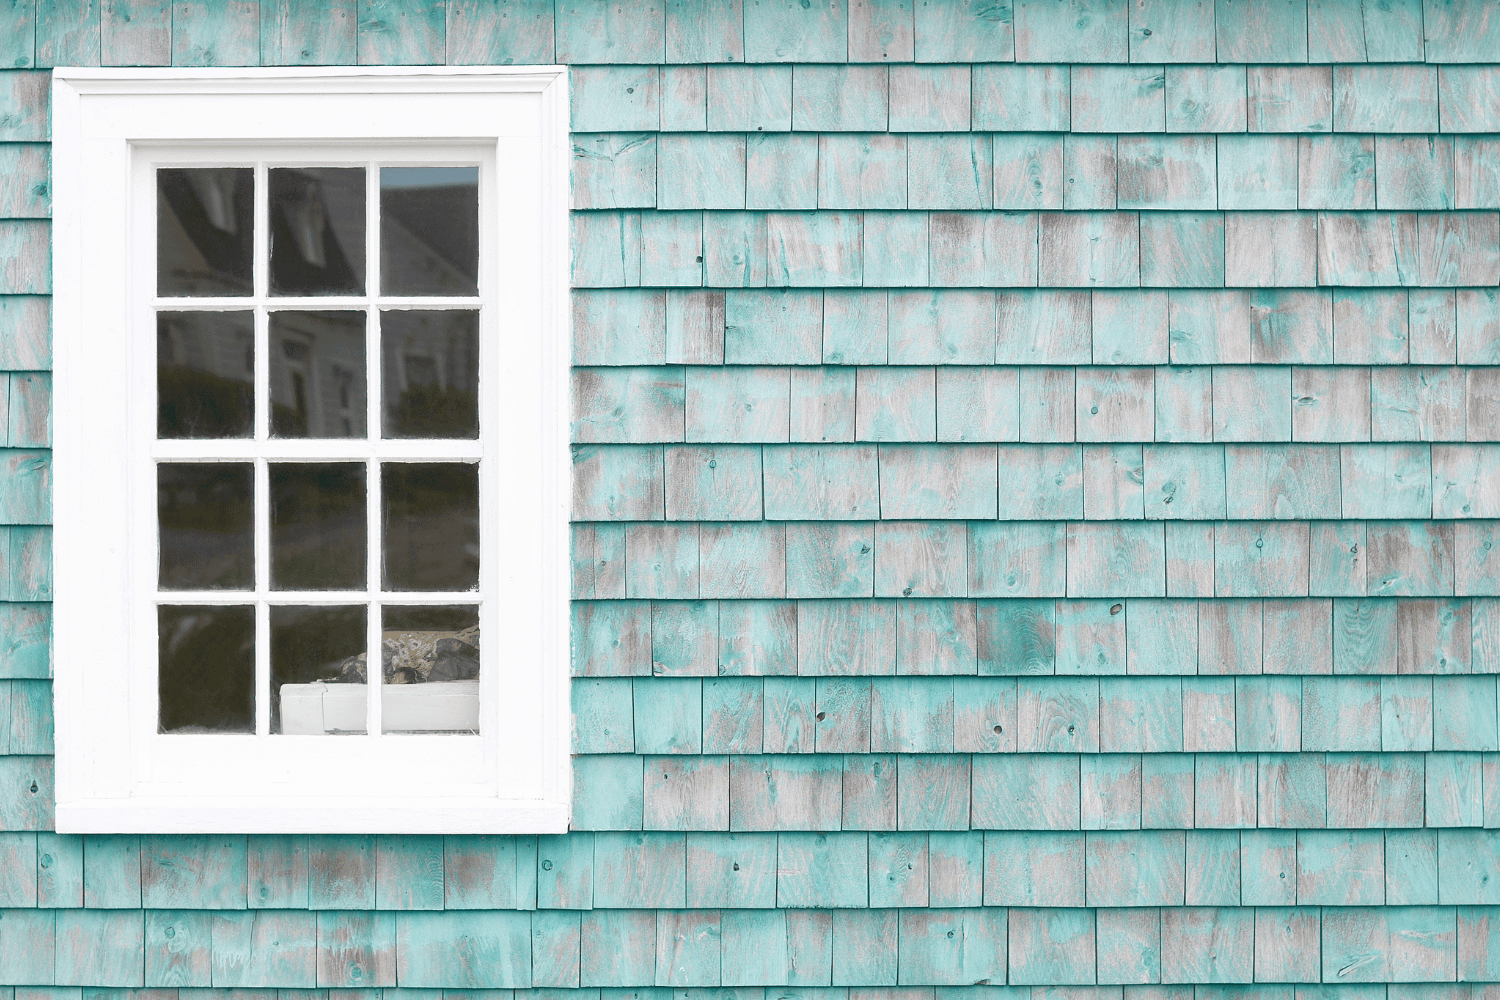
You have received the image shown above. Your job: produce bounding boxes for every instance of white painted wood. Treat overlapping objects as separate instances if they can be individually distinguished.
[52,67,571,833]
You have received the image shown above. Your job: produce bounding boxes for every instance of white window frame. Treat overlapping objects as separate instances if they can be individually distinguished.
[51,67,570,833]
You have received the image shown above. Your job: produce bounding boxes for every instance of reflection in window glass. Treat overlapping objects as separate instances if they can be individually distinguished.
[269,168,366,296]
[380,167,479,296]
[158,605,255,733]
[271,605,367,734]
[382,463,479,592]
[157,168,254,296]
[270,463,367,591]
[381,310,479,439]
[269,311,367,438]
[158,463,255,590]
[381,605,480,733]
[157,311,255,439]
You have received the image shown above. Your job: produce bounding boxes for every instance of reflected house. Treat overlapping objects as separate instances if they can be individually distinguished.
[156,167,484,734]
[156,167,481,442]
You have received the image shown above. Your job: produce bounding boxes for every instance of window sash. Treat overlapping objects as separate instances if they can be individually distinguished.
[52,68,570,833]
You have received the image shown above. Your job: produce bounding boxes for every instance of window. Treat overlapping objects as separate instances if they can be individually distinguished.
[51,68,569,833]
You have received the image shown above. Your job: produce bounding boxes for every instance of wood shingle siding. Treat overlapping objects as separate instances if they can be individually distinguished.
[10,0,1500,990]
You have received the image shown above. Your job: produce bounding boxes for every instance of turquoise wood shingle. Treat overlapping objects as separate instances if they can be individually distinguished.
[1167,64,1248,132]
[1216,0,1308,63]
[1131,0,1214,62]
[746,134,817,212]
[972,63,1069,131]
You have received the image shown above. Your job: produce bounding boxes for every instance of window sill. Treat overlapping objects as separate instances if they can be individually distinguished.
[56,796,570,834]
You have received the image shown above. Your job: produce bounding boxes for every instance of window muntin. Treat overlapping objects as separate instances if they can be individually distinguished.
[152,155,486,740]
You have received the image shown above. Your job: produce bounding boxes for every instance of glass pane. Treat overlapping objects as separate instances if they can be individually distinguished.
[158,463,254,590]
[381,605,480,734]
[270,167,366,296]
[157,168,254,296]
[381,463,479,592]
[271,605,367,735]
[270,463,367,590]
[157,311,255,439]
[381,310,479,439]
[158,605,255,733]
[269,311,367,438]
[380,167,479,296]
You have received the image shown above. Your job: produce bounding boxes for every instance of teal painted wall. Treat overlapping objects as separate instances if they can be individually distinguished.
[4,0,1500,994]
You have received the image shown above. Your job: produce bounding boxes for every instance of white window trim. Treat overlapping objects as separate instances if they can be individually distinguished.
[51,67,571,833]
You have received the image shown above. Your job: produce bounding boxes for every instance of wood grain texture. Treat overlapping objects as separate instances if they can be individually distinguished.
[644,756,730,830]
[730,755,842,832]
[1005,906,1095,985]
[897,599,976,675]
[972,63,1069,131]
[970,753,1080,830]
[144,909,211,988]
[36,0,100,66]
[1055,597,1126,675]
[446,0,554,64]
[791,66,886,131]
[0,221,48,295]
[1014,0,1126,61]
[99,0,169,65]
[141,834,247,909]
[875,522,965,599]
[1292,365,1370,444]
[927,212,1037,288]
[927,832,983,908]
[976,598,1057,675]
[878,443,997,519]
[259,0,355,62]
[1322,905,1455,983]
[1040,211,1139,287]
[1335,64,1439,133]
[660,66,710,136]
[1066,521,1165,598]
[1167,64,1246,133]
[1086,829,1184,906]
[1224,212,1317,288]
[1080,752,1141,829]
[55,908,144,986]
[171,1,258,65]
[1248,65,1331,133]
[36,831,81,908]
[1072,64,1165,133]
[897,753,972,830]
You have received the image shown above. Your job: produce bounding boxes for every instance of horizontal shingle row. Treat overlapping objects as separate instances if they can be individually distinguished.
[5,826,1498,912]
[573,288,1500,367]
[575,132,1500,213]
[576,592,1500,679]
[575,674,1497,756]
[2,826,1500,917]
[570,211,1500,289]
[572,444,1500,522]
[446,828,1500,911]
[8,902,1500,988]
[573,751,1498,833]
[572,595,1496,677]
[0,989,1495,1000]
[572,520,1500,599]
[550,1,1500,66]
[572,64,1500,133]
[574,366,1500,444]
[573,289,1500,366]
[9,0,1496,71]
